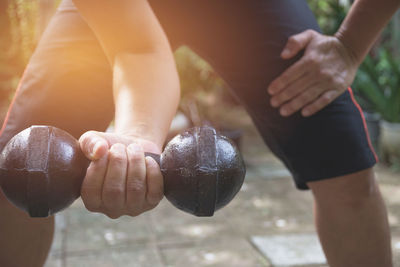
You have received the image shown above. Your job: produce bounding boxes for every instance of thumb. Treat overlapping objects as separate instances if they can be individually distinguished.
[79,131,109,160]
[281,30,316,59]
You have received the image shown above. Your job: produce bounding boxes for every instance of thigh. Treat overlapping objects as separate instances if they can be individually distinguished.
[0,0,114,149]
[168,0,377,189]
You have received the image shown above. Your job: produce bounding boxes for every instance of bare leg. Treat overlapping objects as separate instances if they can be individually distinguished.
[0,191,54,267]
[308,168,392,267]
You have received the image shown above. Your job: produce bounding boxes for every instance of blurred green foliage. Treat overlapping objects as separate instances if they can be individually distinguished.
[353,50,400,123]
[307,0,349,34]
[351,16,400,123]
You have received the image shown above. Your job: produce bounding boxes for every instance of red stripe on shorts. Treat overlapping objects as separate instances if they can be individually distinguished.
[347,87,379,163]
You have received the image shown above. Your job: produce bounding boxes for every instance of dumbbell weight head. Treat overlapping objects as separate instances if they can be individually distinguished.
[160,126,246,216]
[0,126,89,217]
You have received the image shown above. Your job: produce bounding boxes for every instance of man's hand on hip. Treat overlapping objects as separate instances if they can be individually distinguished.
[268,30,359,117]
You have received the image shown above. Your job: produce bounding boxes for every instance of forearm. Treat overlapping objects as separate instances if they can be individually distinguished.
[71,0,180,150]
[113,51,180,150]
[335,0,400,64]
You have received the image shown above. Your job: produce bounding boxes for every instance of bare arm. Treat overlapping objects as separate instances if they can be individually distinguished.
[72,0,179,149]
[268,0,400,117]
[336,0,400,64]
[71,0,180,218]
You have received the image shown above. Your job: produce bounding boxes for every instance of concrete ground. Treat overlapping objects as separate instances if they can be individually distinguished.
[44,108,400,267]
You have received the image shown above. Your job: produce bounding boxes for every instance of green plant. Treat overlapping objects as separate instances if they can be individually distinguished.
[353,48,400,123]
[307,0,349,34]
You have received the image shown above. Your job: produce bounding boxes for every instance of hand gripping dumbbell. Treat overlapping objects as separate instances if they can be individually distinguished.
[0,125,246,217]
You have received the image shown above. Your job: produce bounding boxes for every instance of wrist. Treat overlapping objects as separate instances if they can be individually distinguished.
[334,30,363,66]
[115,123,164,153]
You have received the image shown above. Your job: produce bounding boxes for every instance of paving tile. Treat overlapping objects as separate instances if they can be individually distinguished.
[64,200,153,252]
[389,230,400,266]
[149,198,235,245]
[251,234,326,266]
[224,179,315,236]
[65,244,163,267]
[44,258,63,267]
[160,236,270,267]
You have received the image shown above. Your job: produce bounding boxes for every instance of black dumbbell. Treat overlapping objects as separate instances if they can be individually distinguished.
[0,125,246,217]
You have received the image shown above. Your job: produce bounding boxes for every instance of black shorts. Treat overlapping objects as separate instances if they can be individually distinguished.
[0,0,377,190]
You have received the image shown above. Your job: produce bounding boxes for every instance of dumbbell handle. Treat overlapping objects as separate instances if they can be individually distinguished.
[0,125,245,218]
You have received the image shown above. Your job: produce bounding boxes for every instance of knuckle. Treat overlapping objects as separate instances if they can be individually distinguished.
[147,193,163,206]
[84,203,100,213]
[306,56,318,66]
[331,77,341,86]
[283,105,293,114]
[303,90,315,100]
[292,98,303,108]
[86,163,98,175]
[104,185,125,199]
[306,29,315,35]
[319,70,334,82]
[285,85,298,96]
[327,75,335,84]
[291,99,302,109]
[105,212,122,219]
[127,209,142,217]
[81,195,101,212]
[144,203,157,212]
[80,187,91,200]
[80,131,97,146]
[129,150,144,163]
[127,180,145,194]
[280,73,290,82]
[79,131,94,141]
[318,97,327,106]
[81,186,98,202]
[280,91,290,100]
[288,36,298,44]
[321,94,332,104]
[272,80,283,89]
[109,150,126,164]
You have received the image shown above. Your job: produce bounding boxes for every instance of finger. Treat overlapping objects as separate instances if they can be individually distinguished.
[279,84,322,116]
[125,143,147,215]
[79,131,109,160]
[268,59,310,95]
[270,73,316,107]
[281,29,316,59]
[144,156,164,207]
[102,143,127,212]
[301,90,339,117]
[81,154,108,212]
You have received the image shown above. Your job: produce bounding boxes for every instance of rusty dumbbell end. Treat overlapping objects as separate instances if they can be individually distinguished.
[0,125,246,217]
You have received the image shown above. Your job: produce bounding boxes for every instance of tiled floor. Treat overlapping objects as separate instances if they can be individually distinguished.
[44,116,400,267]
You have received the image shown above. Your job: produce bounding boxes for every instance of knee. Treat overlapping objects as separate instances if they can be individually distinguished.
[309,168,381,209]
